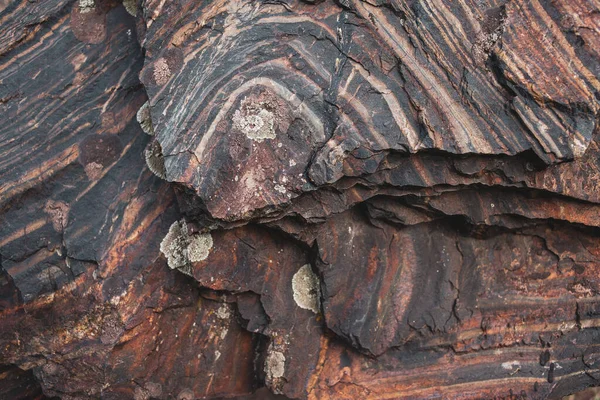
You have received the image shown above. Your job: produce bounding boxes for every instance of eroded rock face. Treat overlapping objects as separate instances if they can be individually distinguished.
[1,0,600,399]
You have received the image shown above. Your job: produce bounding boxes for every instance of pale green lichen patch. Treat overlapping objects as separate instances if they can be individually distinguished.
[137,102,154,135]
[160,220,213,270]
[188,233,213,262]
[79,0,95,13]
[292,264,321,314]
[232,100,276,142]
[145,140,166,179]
[216,304,231,320]
[264,345,286,383]
[263,334,290,394]
[123,0,137,16]
[160,220,188,269]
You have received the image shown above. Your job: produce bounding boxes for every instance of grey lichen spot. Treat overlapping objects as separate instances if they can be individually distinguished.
[274,184,287,194]
[84,161,103,180]
[216,303,230,320]
[160,220,213,270]
[160,220,189,269]
[145,140,166,179]
[123,0,137,16]
[233,101,276,142]
[153,58,171,86]
[79,0,95,13]
[264,338,289,393]
[136,102,154,135]
[188,233,213,262]
[264,345,286,384]
[292,264,321,314]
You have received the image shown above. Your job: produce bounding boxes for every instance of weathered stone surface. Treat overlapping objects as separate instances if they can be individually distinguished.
[1,0,600,399]
[139,0,599,222]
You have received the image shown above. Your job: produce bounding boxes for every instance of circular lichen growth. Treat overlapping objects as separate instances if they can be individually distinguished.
[232,103,276,142]
[188,233,213,262]
[145,140,166,179]
[137,102,154,135]
[160,220,214,270]
[292,264,321,314]
[159,220,189,269]
[79,0,95,13]
[123,0,137,16]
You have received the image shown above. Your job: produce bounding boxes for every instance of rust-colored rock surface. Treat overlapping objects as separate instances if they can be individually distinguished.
[1,0,600,399]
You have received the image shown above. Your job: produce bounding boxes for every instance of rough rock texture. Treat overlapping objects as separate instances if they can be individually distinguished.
[1,0,600,399]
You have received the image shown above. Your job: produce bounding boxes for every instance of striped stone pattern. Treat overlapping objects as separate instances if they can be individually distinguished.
[0,0,599,399]
[141,0,599,222]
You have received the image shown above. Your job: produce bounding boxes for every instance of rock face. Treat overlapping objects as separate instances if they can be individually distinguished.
[1,0,599,399]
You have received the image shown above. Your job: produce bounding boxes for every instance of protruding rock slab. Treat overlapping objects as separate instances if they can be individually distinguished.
[140,0,599,221]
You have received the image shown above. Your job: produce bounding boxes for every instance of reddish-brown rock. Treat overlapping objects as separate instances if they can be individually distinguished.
[1,0,599,399]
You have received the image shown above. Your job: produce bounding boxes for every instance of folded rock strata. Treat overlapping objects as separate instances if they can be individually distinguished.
[1,0,599,399]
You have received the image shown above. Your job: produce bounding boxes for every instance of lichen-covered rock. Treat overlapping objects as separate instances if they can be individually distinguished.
[137,101,154,135]
[1,0,600,399]
[292,264,320,314]
[160,219,213,270]
[140,0,600,223]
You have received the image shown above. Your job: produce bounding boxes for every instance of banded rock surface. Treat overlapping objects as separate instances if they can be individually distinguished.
[1,0,600,399]
[140,0,600,221]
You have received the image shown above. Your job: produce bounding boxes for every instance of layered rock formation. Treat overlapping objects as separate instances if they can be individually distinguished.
[1,0,600,398]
